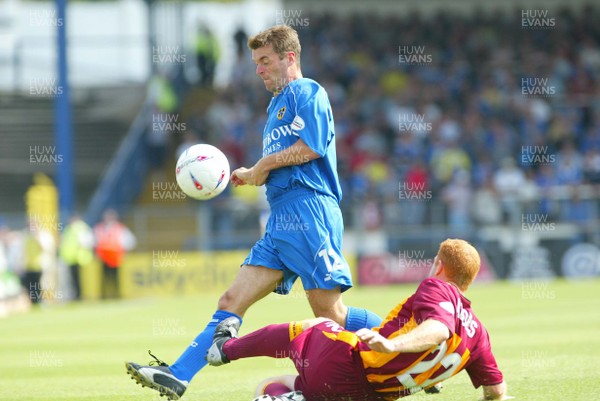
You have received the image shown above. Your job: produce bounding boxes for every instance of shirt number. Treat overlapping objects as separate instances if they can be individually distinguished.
[318,248,345,281]
[396,341,463,393]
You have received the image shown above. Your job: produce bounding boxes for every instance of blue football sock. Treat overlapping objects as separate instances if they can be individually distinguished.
[169,310,242,382]
[345,306,382,331]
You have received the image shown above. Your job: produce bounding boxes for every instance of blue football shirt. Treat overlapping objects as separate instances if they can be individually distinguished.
[262,78,341,203]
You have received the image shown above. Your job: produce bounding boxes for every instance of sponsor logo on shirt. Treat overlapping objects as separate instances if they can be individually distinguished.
[263,123,299,156]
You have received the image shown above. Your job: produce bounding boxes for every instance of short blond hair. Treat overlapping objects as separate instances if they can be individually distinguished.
[437,239,481,291]
[248,25,301,65]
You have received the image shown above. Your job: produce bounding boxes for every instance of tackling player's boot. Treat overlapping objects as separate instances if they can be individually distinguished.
[125,350,188,400]
[252,391,305,401]
[424,382,443,394]
[205,316,241,366]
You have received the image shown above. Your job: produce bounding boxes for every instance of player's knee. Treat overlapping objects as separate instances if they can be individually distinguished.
[255,375,297,397]
[307,289,346,325]
[309,301,347,326]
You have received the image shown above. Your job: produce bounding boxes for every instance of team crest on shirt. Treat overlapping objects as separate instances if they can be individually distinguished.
[277,106,286,120]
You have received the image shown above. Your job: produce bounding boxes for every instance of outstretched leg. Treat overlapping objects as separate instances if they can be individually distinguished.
[125,265,282,399]
[169,265,282,382]
[207,318,328,365]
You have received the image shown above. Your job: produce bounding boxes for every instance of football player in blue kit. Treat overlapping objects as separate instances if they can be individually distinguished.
[126,24,382,400]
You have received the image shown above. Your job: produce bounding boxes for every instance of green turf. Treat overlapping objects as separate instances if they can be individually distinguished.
[1,279,599,400]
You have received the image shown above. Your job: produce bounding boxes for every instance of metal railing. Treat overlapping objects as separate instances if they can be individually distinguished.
[124,185,600,250]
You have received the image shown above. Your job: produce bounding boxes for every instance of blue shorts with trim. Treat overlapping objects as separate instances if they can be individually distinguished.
[243,188,353,295]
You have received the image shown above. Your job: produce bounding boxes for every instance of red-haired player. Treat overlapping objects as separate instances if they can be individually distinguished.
[207,239,512,401]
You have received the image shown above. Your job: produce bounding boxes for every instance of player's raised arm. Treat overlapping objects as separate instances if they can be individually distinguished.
[356,318,450,353]
[231,138,319,186]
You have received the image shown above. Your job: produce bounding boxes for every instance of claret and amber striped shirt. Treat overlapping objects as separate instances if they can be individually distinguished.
[315,277,504,399]
[356,277,503,398]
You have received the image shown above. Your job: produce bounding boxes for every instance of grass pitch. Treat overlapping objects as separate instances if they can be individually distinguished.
[1,279,599,401]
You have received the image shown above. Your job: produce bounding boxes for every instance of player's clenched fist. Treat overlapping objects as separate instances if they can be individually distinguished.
[356,328,396,353]
[230,167,248,186]
[231,165,269,186]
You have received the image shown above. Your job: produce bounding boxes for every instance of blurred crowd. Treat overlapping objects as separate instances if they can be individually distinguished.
[178,5,600,239]
[0,210,135,313]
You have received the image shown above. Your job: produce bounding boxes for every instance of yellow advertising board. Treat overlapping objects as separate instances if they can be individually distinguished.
[119,251,247,298]
[81,251,357,299]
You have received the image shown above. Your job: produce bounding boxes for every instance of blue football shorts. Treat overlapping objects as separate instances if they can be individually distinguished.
[243,188,353,295]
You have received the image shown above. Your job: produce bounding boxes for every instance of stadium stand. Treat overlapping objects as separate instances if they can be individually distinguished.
[163,5,600,242]
[0,86,145,218]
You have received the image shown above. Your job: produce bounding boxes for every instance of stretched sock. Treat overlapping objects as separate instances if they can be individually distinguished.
[345,306,382,331]
[262,382,293,396]
[169,310,242,382]
[223,323,291,361]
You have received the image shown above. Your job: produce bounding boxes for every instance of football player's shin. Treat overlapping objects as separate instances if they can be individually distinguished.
[169,310,242,382]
